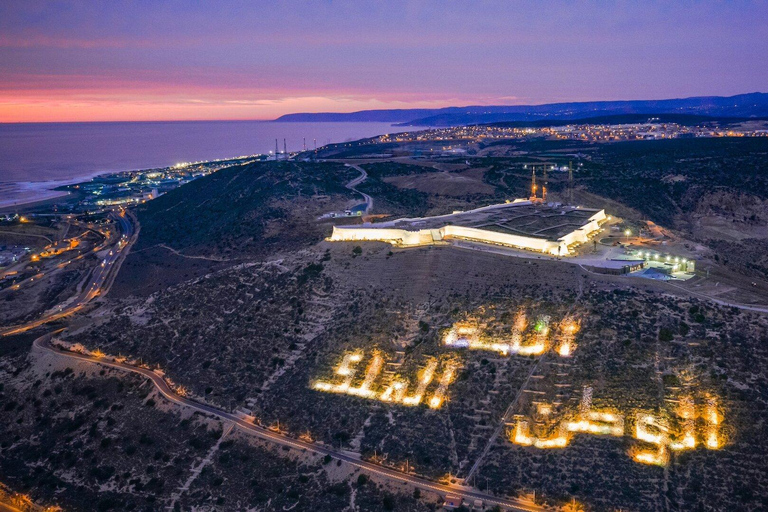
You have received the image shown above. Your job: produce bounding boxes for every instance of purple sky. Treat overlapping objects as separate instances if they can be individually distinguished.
[1,0,766,122]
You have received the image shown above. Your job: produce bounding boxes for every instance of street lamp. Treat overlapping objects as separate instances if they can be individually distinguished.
[624,229,631,242]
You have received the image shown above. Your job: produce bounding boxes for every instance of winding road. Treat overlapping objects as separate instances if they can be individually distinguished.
[33,332,541,512]
[4,202,544,510]
[344,164,373,214]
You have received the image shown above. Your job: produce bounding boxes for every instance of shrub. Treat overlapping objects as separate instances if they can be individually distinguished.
[659,327,675,342]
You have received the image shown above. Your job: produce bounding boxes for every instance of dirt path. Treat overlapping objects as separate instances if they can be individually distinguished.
[167,422,235,510]
[463,356,545,484]
[155,243,236,262]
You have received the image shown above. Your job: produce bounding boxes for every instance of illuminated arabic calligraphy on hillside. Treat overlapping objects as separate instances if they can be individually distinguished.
[510,387,724,466]
[312,351,460,409]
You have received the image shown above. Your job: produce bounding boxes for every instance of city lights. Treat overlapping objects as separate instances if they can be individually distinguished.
[373,122,768,146]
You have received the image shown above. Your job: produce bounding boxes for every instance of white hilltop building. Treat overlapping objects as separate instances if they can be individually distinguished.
[329,199,607,256]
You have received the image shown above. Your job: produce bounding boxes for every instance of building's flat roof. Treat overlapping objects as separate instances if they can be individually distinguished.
[380,201,602,241]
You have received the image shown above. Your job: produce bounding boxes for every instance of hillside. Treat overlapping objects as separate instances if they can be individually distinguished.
[111,160,359,296]
[8,139,768,512]
[72,238,768,512]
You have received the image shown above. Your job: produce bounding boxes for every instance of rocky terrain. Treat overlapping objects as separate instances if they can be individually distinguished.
[0,335,430,511]
[3,136,768,511]
[67,239,768,510]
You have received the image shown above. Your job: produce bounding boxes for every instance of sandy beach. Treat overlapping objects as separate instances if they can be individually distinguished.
[0,181,72,210]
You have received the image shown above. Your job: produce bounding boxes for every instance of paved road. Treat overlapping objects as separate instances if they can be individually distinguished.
[1,211,136,337]
[662,280,768,313]
[0,229,53,244]
[446,240,768,315]
[0,224,109,295]
[344,164,373,214]
[576,263,768,314]
[33,333,542,512]
[8,205,539,510]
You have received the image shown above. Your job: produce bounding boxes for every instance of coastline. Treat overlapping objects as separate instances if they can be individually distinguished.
[0,182,73,210]
[0,154,260,213]
[0,120,429,212]
[0,173,105,211]
[0,191,77,213]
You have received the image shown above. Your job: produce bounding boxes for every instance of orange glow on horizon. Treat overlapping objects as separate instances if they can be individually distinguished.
[0,91,493,123]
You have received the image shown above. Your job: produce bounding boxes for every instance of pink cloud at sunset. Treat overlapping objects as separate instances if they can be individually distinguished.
[1,1,766,122]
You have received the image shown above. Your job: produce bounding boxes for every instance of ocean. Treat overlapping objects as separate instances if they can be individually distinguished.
[0,121,421,207]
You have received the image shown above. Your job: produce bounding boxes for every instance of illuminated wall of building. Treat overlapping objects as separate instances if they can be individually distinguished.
[329,205,606,256]
[328,227,434,246]
[442,225,559,254]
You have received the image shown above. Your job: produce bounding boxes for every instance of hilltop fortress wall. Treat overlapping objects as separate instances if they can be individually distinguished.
[442,225,557,253]
[328,227,433,246]
[329,207,606,256]
[557,213,606,247]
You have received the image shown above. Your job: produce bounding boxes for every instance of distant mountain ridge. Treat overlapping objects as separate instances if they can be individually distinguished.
[274,92,768,126]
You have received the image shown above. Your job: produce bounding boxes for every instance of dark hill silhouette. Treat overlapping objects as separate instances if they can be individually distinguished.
[274,92,768,126]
